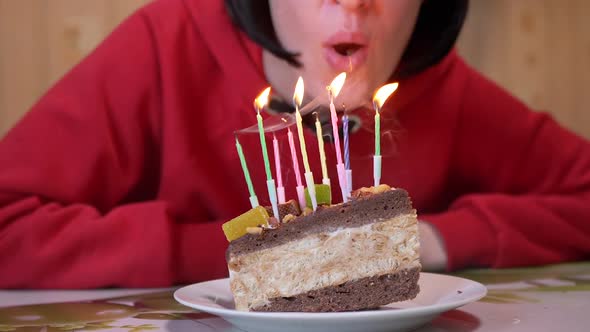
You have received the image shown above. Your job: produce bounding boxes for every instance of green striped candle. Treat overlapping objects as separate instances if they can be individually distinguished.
[235,136,258,207]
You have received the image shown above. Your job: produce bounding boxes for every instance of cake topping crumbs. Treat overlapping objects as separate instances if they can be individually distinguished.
[351,184,394,199]
[303,207,313,216]
[375,184,392,193]
[246,227,263,235]
[282,214,297,223]
[264,199,302,220]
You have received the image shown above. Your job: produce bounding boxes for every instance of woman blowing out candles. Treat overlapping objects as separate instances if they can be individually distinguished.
[0,0,589,288]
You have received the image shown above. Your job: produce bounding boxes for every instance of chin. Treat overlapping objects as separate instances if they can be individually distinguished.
[336,71,377,110]
[336,85,372,110]
[300,63,385,111]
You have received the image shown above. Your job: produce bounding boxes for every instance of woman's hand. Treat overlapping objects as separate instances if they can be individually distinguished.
[418,221,448,271]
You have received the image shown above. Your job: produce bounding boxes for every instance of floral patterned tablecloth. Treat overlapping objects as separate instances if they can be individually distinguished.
[1,262,589,332]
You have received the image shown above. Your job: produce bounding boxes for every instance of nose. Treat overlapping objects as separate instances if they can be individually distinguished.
[334,0,370,11]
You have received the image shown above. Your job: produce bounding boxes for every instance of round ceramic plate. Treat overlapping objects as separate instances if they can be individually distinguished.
[174,273,487,332]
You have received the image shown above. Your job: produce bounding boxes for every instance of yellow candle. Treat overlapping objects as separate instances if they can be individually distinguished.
[315,114,329,181]
[293,77,318,211]
[295,107,311,174]
[293,77,311,174]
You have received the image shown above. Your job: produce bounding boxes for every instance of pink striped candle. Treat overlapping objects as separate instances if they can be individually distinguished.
[273,134,283,188]
[287,128,302,187]
[273,134,286,203]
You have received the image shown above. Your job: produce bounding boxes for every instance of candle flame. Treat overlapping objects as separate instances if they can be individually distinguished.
[293,77,304,107]
[255,87,271,111]
[329,72,347,98]
[372,83,399,110]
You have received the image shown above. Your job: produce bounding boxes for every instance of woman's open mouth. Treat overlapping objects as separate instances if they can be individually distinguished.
[323,32,369,72]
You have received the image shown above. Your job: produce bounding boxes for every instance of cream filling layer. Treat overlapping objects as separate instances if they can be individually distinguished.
[228,212,420,311]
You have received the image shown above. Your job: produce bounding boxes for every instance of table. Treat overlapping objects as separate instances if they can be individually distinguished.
[1,262,589,331]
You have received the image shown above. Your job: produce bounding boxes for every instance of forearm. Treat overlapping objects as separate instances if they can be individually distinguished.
[0,195,228,288]
[422,193,590,271]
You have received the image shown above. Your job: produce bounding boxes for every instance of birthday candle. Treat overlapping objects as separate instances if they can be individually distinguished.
[256,112,273,181]
[343,114,350,170]
[287,128,302,187]
[293,77,310,173]
[342,113,352,195]
[315,114,329,184]
[295,111,311,173]
[374,110,381,156]
[328,73,349,202]
[273,134,286,204]
[372,83,399,187]
[273,134,283,187]
[235,137,259,208]
[287,127,307,209]
[328,76,345,166]
[255,87,280,219]
[293,77,318,211]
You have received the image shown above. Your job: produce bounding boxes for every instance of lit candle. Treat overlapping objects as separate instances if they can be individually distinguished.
[255,87,280,219]
[294,79,311,174]
[327,72,349,202]
[293,77,318,211]
[375,108,381,156]
[314,113,330,186]
[372,83,399,187]
[235,136,259,208]
[287,127,306,209]
[273,134,286,204]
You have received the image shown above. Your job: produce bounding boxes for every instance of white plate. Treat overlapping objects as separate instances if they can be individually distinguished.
[174,273,487,332]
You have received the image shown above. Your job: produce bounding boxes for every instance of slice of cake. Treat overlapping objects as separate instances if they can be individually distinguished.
[225,185,421,312]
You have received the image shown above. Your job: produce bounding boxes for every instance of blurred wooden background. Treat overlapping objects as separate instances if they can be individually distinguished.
[1,0,589,138]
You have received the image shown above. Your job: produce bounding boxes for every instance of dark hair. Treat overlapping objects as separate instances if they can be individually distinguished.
[225,0,469,79]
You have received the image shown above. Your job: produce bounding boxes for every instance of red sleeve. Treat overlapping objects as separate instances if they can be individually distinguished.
[423,62,590,271]
[0,9,227,288]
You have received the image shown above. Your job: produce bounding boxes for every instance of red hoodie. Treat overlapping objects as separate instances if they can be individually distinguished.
[1,0,589,288]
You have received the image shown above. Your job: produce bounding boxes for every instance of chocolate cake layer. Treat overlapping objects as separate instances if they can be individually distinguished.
[253,267,420,312]
[229,213,420,310]
[229,189,413,257]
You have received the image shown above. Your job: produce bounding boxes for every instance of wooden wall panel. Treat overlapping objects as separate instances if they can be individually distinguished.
[571,0,590,132]
[0,0,49,135]
[457,0,590,138]
[0,0,147,136]
[1,1,589,138]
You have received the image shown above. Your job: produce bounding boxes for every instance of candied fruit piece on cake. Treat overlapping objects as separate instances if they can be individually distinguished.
[222,206,269,242]
[304,184,332,207]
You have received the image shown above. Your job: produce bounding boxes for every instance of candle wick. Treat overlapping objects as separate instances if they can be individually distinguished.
[327,87,335,104]
[373,102,380,114]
